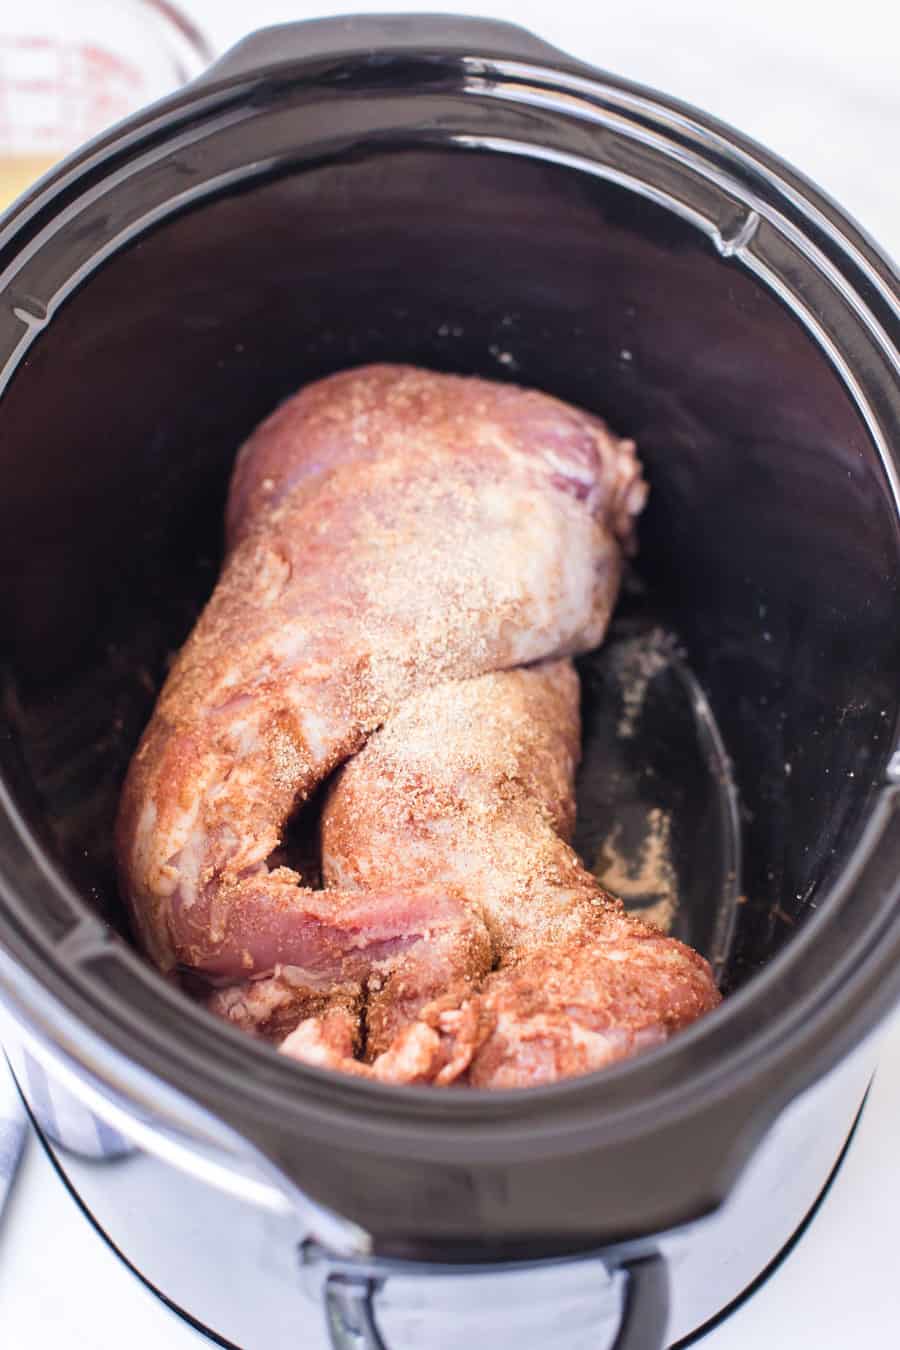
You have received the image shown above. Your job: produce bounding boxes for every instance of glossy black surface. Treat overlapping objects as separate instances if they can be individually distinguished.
[0,15,898,1249]
[574,619,739,980]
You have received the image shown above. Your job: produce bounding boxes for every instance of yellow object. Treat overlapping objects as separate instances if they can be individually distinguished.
[0,154,59,212]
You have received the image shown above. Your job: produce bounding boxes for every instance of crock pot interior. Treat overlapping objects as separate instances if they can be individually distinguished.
[1,144,897,998]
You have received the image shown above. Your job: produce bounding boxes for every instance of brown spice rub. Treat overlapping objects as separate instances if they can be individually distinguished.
[116,365,643,988]
[280,660,719,1086]
[116,362,718,1089]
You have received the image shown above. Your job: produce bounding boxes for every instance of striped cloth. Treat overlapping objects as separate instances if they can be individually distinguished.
[0,1041,133,1216]
[0,1056,27,1219]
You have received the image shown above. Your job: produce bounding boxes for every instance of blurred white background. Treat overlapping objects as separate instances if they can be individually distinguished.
[0,2,898,1347]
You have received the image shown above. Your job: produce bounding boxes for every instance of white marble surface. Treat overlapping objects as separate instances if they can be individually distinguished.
[0,1,898,1346]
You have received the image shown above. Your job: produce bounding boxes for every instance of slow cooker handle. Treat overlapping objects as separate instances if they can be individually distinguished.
[307,1244,669,1350]
[196,13,580,87]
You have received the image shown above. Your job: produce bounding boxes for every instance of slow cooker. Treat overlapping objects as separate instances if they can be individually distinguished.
[0,14,898,1348]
